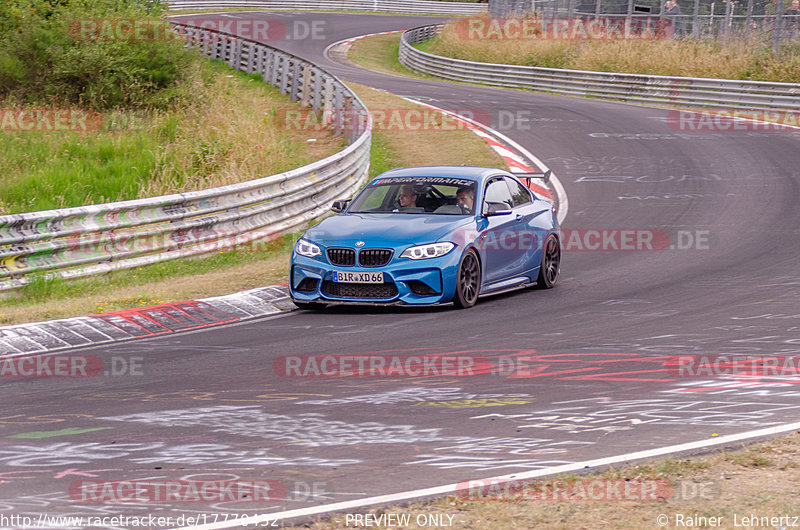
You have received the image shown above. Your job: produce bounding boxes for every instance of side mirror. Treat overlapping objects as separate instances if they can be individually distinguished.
[331,199,351,213]
[482,202,513,217]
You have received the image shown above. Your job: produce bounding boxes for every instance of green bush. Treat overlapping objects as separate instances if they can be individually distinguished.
[0,0,207,110]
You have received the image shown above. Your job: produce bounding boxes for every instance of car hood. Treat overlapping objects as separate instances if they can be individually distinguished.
[304,213,474,246]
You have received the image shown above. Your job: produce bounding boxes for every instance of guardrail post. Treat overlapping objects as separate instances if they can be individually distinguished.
[290,60,302,102]
[232,38,243,69]
[208,32,219,59]
[262,49,273,82]
[323,77,335,127]
[342,96,357,144]
[255,46,266,76]
[301,64,313,106]
[312,67,323,110]
[246,42,256,73]
[201,29,212,57]
[333,86,344,136]
[270,53,281,85]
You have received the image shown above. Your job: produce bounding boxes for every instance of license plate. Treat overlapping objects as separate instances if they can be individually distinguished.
[333,271,384,284]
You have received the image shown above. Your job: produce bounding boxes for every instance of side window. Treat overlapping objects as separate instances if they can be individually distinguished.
[483,178,514,212]
[505,177,533,207]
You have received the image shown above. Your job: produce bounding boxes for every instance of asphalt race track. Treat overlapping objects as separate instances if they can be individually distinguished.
[1,11,799,529]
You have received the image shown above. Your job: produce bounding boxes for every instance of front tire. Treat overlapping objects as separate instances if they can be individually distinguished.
[453,249,481,309]
[535,233,561,289]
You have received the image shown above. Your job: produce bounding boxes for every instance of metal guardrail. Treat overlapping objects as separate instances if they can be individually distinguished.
[399,24,800,111]
[167,0,488,15]
[0,23,372,291]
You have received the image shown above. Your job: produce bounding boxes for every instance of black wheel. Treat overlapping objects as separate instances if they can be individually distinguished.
[292,301,327,311]
[453,249,481,309]
[535,233,561,289]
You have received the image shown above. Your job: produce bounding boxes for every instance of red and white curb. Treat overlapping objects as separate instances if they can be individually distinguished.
[0,286,292,357]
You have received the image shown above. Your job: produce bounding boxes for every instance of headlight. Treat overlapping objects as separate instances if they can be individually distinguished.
[296,239,322,258]
[400,242,455,260]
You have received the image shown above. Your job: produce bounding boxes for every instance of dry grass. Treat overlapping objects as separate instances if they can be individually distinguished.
[345,33,412,78]
[426,16,800,82]
[0,64,344,214]
[140,68,345,197]
[292,431,800,529]
[347,82,507,169]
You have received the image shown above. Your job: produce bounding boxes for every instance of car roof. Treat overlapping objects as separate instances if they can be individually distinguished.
[374,166,511,182]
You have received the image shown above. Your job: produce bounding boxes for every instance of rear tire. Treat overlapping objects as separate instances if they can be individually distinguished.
[453,249,481,309]
[535,233,561,289]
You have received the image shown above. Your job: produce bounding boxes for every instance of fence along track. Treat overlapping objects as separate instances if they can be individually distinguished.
[399,24,800,111]
[0,23,372,291]
[167,0,487,15]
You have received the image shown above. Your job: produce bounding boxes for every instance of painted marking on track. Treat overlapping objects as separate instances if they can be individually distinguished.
[171,419,800,530]
[8,427,113,439]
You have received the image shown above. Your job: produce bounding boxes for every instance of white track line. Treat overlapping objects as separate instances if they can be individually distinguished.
[174,420,800,529]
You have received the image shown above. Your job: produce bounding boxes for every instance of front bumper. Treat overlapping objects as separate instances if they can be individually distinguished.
[290,250,462,305]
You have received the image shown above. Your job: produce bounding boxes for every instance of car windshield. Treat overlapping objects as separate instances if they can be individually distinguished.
[347,176,478,215]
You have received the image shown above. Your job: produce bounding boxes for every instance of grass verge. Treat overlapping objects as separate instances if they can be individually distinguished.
[0,83,506,325]
[0,61,343,214]
[346,33,417,78]
[290,430,800,529]
[426,16,800,83]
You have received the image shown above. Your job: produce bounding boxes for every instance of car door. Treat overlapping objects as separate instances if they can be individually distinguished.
[504,176,549,280]
[478,177,526,287]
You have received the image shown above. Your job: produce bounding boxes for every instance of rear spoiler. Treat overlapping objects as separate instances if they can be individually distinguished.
[513,170,551,187]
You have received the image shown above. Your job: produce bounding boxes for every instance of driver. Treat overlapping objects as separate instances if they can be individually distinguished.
[456,185,475,213]
[398,185,418,208]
